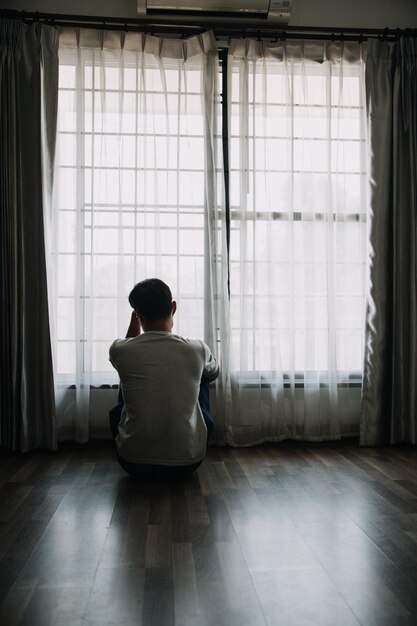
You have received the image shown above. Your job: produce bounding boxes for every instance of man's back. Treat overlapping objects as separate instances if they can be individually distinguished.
[110,331,219,466]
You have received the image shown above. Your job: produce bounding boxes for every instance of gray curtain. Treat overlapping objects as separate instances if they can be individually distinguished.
[361,38,417,445]
[0,19,58,451]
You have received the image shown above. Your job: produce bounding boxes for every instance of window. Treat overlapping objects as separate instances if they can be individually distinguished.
[228,57,366,379]
[53,48,219,383]
[53,45,366,384]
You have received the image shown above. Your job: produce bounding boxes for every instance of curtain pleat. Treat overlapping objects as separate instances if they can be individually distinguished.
[219,39,367,445]
[51,30,226,442]
[0,19,58,451]
[361,38,417,445]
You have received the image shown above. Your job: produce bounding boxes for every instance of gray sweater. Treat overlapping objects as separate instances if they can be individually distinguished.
[109,331,219,465]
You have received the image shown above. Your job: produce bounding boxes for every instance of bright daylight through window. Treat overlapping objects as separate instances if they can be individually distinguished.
[52,51,366,384]
[228,56,366,380]
[53,54,212,383]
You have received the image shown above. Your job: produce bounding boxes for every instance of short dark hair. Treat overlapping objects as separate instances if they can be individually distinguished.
[128,278,173,321]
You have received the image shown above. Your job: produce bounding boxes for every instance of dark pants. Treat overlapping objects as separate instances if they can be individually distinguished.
[109,377,213,479]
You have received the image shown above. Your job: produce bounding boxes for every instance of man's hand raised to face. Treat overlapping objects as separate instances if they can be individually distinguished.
[126,311,141,338]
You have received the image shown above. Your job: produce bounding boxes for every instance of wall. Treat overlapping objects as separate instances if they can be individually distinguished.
[291,0,417,28]
[0,0,416,28]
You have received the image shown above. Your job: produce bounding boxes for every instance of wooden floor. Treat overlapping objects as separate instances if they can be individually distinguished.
[1,442,417,626]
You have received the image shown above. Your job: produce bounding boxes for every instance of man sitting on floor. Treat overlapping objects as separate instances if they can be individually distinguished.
[109,278,219,478]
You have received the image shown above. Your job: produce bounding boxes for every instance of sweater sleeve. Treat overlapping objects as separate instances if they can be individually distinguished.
[109,338,127,367]
[201,341,220,381]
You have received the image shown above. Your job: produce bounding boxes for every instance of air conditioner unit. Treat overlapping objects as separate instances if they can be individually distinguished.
[137,0,292,24]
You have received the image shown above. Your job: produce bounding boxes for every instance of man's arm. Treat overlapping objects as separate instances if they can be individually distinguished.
[202,342,220,381]
[126,311,141,338]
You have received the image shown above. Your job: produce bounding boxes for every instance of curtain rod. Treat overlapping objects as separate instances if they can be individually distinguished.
[1,8,415,41]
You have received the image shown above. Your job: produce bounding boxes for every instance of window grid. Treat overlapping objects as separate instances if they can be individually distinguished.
[54,58,214,377]
[54,55,366,379]
[229,60,367,374]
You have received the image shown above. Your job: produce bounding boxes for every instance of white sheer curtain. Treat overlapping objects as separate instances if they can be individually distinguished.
[50,29,224,441]
[49,30,367,445]
[219,40,367,445]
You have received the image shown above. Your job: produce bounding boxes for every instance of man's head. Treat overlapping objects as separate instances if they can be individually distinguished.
[128,278,176,331]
